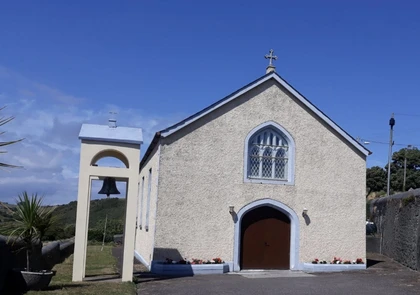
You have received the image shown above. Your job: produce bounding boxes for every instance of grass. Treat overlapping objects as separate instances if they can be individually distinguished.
[26,245,137,295]
[85,245,118,277]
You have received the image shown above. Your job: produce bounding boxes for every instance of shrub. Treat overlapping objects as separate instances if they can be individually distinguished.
[402,195,415,207]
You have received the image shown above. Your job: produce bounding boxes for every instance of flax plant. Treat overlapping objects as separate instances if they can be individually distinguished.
[7,192,56,271]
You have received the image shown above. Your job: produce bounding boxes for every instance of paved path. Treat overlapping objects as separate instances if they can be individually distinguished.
[134,253,420,295]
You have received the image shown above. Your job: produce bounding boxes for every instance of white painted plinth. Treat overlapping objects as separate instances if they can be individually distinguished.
[303,263,366,272]
[151,262,229,276]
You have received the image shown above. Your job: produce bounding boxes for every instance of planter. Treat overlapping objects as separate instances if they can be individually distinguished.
[152,262,229,276]
[13,269,55,290]
[303,263,366,272]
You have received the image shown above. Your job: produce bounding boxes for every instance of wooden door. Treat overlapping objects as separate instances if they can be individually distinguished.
[240,206,290,269]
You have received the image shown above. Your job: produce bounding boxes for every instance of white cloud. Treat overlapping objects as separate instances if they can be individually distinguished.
[0,66,184,205]
[32,82,85,105]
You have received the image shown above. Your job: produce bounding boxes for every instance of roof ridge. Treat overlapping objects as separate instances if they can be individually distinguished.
[140,72,371,169]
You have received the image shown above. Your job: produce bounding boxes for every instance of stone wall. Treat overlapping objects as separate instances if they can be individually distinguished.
[370,189,420,270]
[0,237,12,292]
[0,236,74,293]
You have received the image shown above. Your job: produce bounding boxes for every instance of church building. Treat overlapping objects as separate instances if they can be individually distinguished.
[134,50,370,273]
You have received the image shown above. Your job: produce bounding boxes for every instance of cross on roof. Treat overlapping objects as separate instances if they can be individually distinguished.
[264,49,278,66]
[109,111,118,128]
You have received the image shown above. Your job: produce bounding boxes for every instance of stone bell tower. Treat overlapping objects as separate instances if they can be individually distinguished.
[72,117,142,282]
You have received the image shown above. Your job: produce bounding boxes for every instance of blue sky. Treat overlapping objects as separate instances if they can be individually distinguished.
[1,1,420,204]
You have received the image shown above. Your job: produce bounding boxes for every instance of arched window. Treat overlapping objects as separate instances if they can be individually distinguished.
[261,148,273,178]
[245,122,294,184]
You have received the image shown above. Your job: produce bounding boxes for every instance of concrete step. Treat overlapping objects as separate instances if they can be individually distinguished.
[229,270,315,278]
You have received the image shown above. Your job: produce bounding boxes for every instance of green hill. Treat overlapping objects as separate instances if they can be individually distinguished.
[0,202,17,223]
[53,197,126,228]
[0,198,126,241]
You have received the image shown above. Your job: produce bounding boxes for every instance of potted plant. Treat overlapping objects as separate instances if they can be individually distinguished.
[6,192,56,291]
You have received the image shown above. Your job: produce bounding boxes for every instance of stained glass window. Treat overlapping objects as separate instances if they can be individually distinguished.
[247,127,289,180]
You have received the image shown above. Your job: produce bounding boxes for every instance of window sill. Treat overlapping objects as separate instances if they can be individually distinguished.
[244,177,294,185]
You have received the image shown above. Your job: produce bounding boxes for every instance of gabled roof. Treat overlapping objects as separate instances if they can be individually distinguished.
[140,72,371,168]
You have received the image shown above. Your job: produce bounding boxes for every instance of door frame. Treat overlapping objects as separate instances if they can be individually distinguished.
[233,198,301,271]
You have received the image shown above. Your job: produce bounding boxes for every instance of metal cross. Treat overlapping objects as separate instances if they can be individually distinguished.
[265,49,278,66]
[108,111,118,128]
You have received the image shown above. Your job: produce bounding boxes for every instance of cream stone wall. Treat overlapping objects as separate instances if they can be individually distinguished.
[135,145,160,266]
[153,79,366,266]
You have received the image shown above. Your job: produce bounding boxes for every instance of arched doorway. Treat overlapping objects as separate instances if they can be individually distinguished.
[240,206,290,269]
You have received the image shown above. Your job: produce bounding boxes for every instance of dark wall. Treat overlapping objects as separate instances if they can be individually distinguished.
[370,189,420,270]
[0,236,74,293]
[0,235,42,270]
[0,237,11,291]
[366,236,380,253]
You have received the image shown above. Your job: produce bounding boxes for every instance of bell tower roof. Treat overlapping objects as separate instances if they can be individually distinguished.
[79,123,143,145]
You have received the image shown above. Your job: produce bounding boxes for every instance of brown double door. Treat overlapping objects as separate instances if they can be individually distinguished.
[240,206,290,269]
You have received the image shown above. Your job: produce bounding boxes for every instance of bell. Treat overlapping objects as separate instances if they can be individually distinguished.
[98,177,120,197]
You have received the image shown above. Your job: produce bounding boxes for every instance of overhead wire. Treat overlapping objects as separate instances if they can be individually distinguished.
[359,138,420,148]
[394,113,420,118]
[356,113,420,148]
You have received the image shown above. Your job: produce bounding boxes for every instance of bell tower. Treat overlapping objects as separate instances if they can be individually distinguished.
[72,117,142,282]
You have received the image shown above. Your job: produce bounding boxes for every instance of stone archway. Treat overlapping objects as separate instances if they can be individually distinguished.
[233,199,301,271]
[91,149,130,168]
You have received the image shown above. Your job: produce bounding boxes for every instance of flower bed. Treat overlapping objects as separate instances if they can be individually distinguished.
[311,257,364,265]
[303,257,366,272]
[164,257,224,265]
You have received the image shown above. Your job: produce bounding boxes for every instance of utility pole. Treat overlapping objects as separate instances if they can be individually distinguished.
[387,114,395,196]
[403,144,413,191]
[101,214,108,251]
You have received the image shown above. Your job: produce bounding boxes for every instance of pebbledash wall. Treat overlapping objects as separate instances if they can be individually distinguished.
[370,189,420,270]
[135,144,160,267]
[135,79,367,270]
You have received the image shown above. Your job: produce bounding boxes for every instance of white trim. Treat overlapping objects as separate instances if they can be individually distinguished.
[145,168,152,231]
[233,198,301,271]
[134,250,150,268]
[138,177,145,229]
[160,73,369,156]
[243,121,295,185]
[150,145,161,266]
[135,181,140,231]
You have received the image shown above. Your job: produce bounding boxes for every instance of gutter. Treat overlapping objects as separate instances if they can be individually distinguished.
[139,132,161,171]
